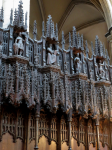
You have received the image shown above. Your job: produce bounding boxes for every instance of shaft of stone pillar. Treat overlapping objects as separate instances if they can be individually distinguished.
[68,121,72,150]
[57,116,61,150]
[34,102,40,150]
[42,37,46,66]
[110,122,112,150]
[68,109,72,150]
[96,118,100,150]
[35,117,39,149]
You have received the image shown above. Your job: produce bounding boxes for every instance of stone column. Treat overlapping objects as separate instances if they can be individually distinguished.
[99,0,112,29]
[68,109,72,150]
[110,121,112,150]
[34,102,40,150]
[57,110,62,150]
[96,117,100,150]
[85,120,89,150]
[2,0,30,31]
[42,36,46,66]
[68,121,72,150]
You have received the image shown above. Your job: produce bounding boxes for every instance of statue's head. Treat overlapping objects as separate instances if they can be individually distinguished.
[19,32,22,37]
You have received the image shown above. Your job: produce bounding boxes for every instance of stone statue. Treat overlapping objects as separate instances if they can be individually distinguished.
[13,32,24,55]
[47,44,57,65]
[74,53,82,73]
[99,60,105,80]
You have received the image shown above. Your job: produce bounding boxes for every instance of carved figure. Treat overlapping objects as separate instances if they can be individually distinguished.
[47,44,57,65]
[13,32,24,55]
[99,60,105,80]
[74,53,82,73]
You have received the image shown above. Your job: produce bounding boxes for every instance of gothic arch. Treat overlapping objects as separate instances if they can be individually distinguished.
[99,0,112,30]
[58,0,104,34]
[38,135,56,150]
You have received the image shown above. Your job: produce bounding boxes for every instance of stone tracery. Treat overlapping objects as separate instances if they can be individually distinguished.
[0,1,111,150]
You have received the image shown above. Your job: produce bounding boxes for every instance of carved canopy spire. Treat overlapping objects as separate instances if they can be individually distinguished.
[61,31,65,50]
[33,20,37,40]
[25,12,27,30]
[72,26,77,48]
[69,32,71,47]
[13,0,27,31]
[46,15,58,41]
[10,9,13,25]
[0,7,4,27]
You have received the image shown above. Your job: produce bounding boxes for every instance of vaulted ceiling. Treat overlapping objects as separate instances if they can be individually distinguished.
[30,0,108,50]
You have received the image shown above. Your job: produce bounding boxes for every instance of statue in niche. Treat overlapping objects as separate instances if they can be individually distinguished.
[95,63,99,80]
[74,53,82,73]
[47,44,57,65]
[13,32,24,55]
[99,60,105,80]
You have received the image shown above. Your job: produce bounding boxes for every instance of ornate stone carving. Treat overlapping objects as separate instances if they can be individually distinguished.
[0,2,111,148]
[99,60,105,80]
[74,53,82,73]
[47,44,57,65]
[13,32,24,55]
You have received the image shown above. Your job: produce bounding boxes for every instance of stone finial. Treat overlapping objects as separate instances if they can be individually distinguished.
[85,40,89,58]
[91,42,94,55]
[18,0,24,27]
[61,31,65,50]
[51,21,55,39]
[100,42,103,56]
[13,0,26,30]
[25,12,27,30]
[69,32,71,47]
[55,23,58,41]
[46,15,58,41]
[77,33,81,49]
[10,9,13,25]
[72,26,77,48]
[0,7,4,27]
[33,20,37,40]
[81,35,84,50]
[42,21,45,36]
[13,9,17,25]
[46,15,52,37]
[95,35,99,56]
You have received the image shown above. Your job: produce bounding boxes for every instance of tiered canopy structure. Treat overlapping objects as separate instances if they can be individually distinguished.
[0,1,111,150]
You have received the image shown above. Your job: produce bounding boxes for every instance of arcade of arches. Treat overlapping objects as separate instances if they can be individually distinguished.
[0,0,112,150]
